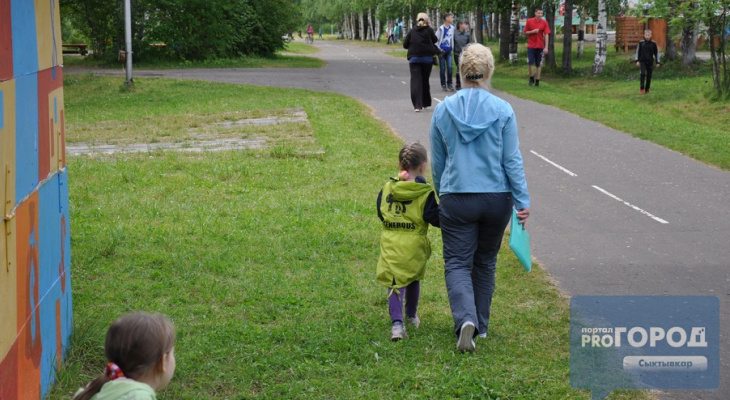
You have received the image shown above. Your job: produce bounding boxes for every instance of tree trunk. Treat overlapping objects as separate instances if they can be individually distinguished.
[351,13,357,39]
[707,13,728,96]
[545,1,557,69]
[708,19,720,92]
[365,8,375,41]
[359,12,365,41]
[577,5,586,58]
[681,6,698,67]
[664,0,679,61]
[374,8,381,42]
[475,8,484,44]
[493,13,499,41]
[509,1,519,62]
[665,25,679,61]
[591,0,608,74]
[562,0,573,71]
[500,9,510,61]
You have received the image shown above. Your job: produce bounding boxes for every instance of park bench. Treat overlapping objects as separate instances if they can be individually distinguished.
[62,43,89,56]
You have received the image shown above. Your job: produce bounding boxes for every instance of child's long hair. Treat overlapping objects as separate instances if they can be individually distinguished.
[74,312,176,400]
[399,142,428,172]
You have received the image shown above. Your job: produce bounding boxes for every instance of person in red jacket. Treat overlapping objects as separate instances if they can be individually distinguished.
[523,8,550,87]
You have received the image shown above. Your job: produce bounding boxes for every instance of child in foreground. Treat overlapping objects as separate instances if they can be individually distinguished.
[376,142,440,341]
[74,312,176,400]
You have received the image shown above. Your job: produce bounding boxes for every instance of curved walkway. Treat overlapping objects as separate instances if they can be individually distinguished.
[75,40,730,400]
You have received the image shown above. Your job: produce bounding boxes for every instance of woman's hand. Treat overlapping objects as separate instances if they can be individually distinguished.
[516,208,530,226]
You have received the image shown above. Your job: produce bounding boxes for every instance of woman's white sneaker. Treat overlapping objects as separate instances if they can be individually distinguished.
[457,321,476,352]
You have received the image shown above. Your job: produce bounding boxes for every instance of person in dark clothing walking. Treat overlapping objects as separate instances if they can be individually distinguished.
[403,13,439,112]
[453,20,472,90]
[635,29,661,94]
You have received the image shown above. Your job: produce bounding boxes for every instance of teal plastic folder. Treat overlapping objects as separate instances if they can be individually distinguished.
[508,208,532,272]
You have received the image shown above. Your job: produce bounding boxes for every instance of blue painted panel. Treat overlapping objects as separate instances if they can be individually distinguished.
[38,173,64,398]
[10,0,39,78]
[59,170,72,352]
[38,174,60,308]
[15,73,38,202]
[38,291,57,398]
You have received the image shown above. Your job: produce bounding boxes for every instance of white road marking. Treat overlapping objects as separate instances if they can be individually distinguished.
[592,185,669,224]
[530,150,577,177]
[433,97,442,103]
[401,81,407,84]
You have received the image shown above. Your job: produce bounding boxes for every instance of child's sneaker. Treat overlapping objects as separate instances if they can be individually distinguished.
[442,85,448,92]
[408,315,421,329]
[477,333,487,339]
[457,321,476,352]
[447,84,455,91]
[391,322,407,341]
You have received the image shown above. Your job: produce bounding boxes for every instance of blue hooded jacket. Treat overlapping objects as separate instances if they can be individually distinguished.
[429,88,530,210]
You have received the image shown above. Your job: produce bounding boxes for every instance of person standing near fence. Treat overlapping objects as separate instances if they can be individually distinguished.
[635,29,660,94]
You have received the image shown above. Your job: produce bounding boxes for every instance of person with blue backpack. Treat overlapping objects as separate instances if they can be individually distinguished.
[436,13,455,92]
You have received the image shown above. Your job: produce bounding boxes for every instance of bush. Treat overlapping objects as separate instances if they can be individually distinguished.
[61,0,300,62]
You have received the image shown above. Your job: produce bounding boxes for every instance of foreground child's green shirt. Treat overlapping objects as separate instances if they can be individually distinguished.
[377,179,434,289]
[75,379,156,400]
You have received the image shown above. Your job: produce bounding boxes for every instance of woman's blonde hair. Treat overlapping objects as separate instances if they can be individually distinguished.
[416,13,430,27]
[459,44,495,89]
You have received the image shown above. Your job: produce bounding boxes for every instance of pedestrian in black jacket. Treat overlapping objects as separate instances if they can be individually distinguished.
[403,13,439,112]
[635,29,661,94]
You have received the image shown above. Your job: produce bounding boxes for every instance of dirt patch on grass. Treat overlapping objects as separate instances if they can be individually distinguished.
[67,108,323,157]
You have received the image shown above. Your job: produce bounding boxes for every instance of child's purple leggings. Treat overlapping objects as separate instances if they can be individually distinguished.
[388,281,421,324]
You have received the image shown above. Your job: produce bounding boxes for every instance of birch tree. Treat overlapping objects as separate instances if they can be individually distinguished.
[510,1,520,62]
[577,3,587,58]
[591,0,608,74]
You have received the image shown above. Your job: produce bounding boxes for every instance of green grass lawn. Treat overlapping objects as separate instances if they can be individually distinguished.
[62,45,324,69]
[50,75,650,399]
[283,41,320,54]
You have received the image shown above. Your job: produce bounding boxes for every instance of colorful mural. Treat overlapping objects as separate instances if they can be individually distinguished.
[0,0,72,399]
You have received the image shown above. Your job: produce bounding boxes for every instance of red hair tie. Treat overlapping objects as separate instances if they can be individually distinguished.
[105,363,125,380]
[398,170,410,181]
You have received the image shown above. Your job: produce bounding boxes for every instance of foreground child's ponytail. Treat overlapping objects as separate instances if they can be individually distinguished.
[74,313,175,400]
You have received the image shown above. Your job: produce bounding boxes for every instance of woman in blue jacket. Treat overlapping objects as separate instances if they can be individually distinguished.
[429,43,530,353]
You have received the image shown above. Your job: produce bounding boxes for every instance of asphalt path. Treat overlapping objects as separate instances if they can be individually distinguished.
[82,40,730,399]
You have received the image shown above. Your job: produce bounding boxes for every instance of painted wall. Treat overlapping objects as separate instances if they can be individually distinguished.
[0,0,73,399]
